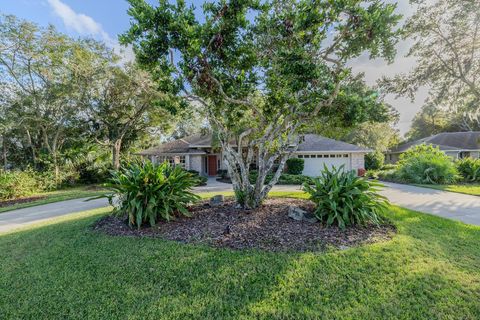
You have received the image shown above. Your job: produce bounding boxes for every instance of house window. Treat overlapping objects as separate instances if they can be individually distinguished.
[304,155,310,158]
[298,155,304,158]
[317,154,323,158]
[344,154,349,158]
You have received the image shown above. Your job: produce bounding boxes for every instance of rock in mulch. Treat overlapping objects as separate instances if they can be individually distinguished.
[288,205,318,223]
[93,198,396,252]
[209,195,224,207]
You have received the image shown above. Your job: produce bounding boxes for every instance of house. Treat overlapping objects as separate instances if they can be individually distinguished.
[138,133,370,177]
[386,131,480,163]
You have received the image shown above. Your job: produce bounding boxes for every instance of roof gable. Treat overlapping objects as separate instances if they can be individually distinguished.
[391,132,480,153]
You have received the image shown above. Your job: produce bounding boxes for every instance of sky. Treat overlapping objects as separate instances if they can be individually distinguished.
[0,0,427,135]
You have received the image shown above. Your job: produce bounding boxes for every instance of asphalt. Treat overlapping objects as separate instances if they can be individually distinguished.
[1,179,479,233]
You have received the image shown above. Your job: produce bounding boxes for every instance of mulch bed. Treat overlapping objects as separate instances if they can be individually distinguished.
[0,196,47,208]
[93,198,396,252]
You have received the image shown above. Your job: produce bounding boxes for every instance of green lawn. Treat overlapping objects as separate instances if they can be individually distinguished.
[1,195,479,319]
[416,183,480,196]
[0,185,107,213]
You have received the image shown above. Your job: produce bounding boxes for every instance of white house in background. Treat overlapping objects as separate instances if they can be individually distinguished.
[138,133,370,177]
[386,131,480,163]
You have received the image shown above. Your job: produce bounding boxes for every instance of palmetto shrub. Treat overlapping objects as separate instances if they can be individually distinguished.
[303,165,389,229]
[104,161,200,228]
[456,158,480,182]
[396,144,458,184]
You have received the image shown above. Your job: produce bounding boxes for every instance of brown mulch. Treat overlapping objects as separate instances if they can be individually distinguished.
[0,196,47,208]
[93,198,396,252]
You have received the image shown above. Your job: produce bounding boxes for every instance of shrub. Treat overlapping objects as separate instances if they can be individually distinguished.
[303,165,389,229]
[248,171,313,185]
[365,151,384,170]
[396,144,458,184]
[103,161,200,228]
[0,169,39,200]
[456,158,480,182]
[187,169,208,186]
[216,169,229,179]
[380,163,397,170]
[286,158,304,175]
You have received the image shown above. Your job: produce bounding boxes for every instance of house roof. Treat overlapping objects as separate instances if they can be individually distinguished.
[138,133,370,156]
[390,132,480,153]
[294,134,371,153]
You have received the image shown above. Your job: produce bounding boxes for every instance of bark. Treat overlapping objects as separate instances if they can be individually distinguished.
[2,135,7,170]
[218,123,300,209]
[112,139,122,170]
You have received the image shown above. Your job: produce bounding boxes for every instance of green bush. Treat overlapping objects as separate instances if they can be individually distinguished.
[380,163,397,171]
[396,144,458,184]
[303,165,388,229]
[248,171,313,185]
[0,169,39,200]
[104,161,200,228]
[456,158,480,182]
[365,152,384,170]
[187,169,208,186]
[286,158,304,175]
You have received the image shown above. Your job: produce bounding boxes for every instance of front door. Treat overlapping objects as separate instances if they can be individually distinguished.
[207,155,217,176]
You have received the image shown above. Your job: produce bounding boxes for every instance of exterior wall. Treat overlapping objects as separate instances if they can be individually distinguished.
[350,152,365,172]
[385,153,400,164]
[471,151,480,159]
[445,151,459,159]
[189,155,204,175]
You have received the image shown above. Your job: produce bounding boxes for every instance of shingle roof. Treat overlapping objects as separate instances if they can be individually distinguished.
[390,132,480,153]
[138,133,369,155]
[295,134,371,153]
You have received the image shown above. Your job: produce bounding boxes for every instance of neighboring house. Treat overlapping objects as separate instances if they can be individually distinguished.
[138,133,370,177]
[386,131,480,163]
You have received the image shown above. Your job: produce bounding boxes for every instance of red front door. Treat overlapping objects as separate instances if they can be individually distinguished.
[207,155,217,176]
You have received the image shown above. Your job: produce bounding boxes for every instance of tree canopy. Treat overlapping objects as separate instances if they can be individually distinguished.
[381,0,480,132]
[121,0,401,208]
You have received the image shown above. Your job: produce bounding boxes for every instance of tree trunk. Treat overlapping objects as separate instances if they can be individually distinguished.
[219,128,297,209]
[112,139,122,170]
[2,135,7,170]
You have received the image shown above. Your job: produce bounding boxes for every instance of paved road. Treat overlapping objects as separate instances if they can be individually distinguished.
[0,197,109,233]
[1,180,480,233]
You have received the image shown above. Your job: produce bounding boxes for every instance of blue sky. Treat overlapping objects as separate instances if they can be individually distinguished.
[1,0,424,135]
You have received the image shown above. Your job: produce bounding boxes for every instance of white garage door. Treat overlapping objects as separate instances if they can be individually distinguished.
[298,154,350,177]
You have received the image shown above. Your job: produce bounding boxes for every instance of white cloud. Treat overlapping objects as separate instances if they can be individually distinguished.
[47,0,134,62]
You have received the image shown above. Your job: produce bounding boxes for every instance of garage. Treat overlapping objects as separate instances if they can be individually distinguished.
[297,153,350,177]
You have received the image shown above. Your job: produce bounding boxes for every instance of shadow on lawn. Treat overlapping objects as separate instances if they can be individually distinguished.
[0,206,479,319]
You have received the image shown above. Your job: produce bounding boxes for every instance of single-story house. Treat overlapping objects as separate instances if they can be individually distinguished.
[386,131,480,163]
[138,133,370,177]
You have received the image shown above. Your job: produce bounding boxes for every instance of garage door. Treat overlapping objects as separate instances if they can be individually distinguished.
[298,154,350,177]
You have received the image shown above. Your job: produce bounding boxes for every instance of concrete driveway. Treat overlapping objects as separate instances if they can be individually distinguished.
[1,179,480,233]
[379,182,480,226]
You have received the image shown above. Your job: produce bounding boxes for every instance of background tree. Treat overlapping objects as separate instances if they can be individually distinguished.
[121,0,401,208]
[83,63,173,169]
[381,0,480,132]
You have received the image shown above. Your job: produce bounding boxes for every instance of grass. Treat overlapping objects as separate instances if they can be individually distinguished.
[1,194,479,319]
[415,183,480,196]
[0,185,107,213]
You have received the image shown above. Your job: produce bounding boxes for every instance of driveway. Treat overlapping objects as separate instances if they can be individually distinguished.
[1,180,480,233]
[379,182,480,226]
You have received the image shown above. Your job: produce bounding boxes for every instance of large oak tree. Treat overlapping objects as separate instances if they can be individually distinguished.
[381,0,480,131]
[121,0,401,208]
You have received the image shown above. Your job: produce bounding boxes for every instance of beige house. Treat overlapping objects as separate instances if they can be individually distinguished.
[386,132,480,163]
[138,133,370,177]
